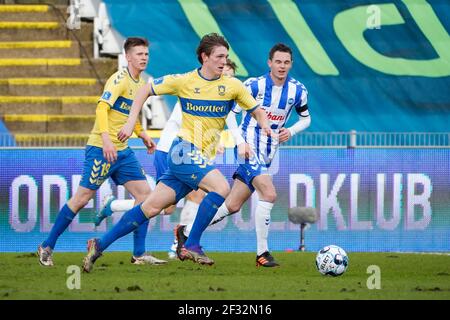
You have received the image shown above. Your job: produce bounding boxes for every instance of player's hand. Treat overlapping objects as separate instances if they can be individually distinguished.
[261,126,276,139]
[237,142,253,159]
[103,140,117,163]
[117,122,134,142]
[279,128,291,143]
[141,135,156,154]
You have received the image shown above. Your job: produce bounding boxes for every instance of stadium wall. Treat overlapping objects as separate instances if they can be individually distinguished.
[0,147,449,253]
[103,0,450,132]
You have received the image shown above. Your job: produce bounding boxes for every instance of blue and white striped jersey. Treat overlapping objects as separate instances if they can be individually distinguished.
[233,72,308,166]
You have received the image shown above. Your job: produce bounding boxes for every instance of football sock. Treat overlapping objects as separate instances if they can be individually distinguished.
[255,200,273,256]
[42,204,76,249]
[179,200,199,226]
[99,205,148,252]
[111,199,134,212]
[210,203,231,225]
[184,192,225,248]
[184,202,229,237]
[132,219,149,257]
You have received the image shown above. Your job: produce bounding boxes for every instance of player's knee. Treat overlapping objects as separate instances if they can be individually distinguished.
[163,205,176,215]
[187,190,204,203]
[213,182,230,198]
[261,188,277,203]
[68,195,91,212]
[140,201,162,218]
[227,201,241,214]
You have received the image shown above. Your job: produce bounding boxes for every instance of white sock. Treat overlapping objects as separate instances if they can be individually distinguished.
[255,201,274,256]
[179,200,199,226]
[184,203,230,237]
[111,199,135,212]
[210,203,230,225]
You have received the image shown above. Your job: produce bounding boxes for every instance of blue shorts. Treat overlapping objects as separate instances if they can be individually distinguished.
[232,147,269,193]
[153,149,169,180]
[79,145,146,190]
[158,138,215,202]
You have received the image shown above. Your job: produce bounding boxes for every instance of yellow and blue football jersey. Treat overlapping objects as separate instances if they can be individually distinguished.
[150,68,258,159]
[87,68,146,150]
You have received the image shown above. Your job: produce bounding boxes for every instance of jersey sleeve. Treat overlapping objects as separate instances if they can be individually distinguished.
[231,101,241,114]
[150,74,185,96]
[234,80,259,113]
[169,101,183,126]
[295,83,309,115]
[299,84,308,106]
[98,72,126,107]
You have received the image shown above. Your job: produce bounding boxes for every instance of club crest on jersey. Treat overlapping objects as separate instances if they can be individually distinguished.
[288,98,294,105]
[218,85,226,96]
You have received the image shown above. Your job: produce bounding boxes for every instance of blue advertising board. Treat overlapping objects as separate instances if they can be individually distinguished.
[0,147,448,253]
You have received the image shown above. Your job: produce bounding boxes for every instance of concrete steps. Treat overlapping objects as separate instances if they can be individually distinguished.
[14,133,90,147]
[0,21,93,41]
[0,4,63,22]
[0,95,98,115]
[0,78,104,96]
[0,41,95,58]
[0,58,116,78]
[0,2,118,140]
[3,114,95,133]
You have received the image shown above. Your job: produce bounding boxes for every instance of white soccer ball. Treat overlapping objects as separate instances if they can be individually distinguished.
[315,245,349,276]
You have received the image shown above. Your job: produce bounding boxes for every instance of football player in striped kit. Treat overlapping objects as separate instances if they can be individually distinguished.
[177,43,311,267]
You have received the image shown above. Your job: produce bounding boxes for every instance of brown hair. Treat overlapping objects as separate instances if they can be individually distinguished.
[196,33,229,64]
[269,43,292,61]
[225,58,238,72]
[124,37,149,53]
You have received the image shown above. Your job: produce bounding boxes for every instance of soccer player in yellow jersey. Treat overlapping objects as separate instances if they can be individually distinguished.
[82,33,271,271]
[37,37,166,267]
[93,59,239,261]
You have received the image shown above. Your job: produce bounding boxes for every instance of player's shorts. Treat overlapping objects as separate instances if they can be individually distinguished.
[158,137,215,202]
[232,147,269,193]
[80,145,146,190]
[153,149,169,180]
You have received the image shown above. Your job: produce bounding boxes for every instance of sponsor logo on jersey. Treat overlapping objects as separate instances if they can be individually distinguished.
[266,111,285,122]
[101,91,112,100]
[153,77,164,85]
[185,102,226,114]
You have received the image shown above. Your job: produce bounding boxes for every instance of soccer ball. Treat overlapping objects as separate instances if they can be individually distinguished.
[315,245,349,276]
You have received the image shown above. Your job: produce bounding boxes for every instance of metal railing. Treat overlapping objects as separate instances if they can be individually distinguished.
[0,131,449,148]
[284,131,450,148]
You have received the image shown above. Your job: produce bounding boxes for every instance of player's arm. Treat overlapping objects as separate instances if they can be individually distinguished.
[118,84,153,142]
[96,101,118,163]
[279,106,311,143]
[166,101,182,130]
[279,87,310,143]
[250,107,272,137]
[225,111,253,159]
[118,74,182,142]
[133,120,156,154]
[98,73,129,162]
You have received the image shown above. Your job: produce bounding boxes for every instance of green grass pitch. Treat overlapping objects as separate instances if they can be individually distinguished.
[0,251,449,300]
